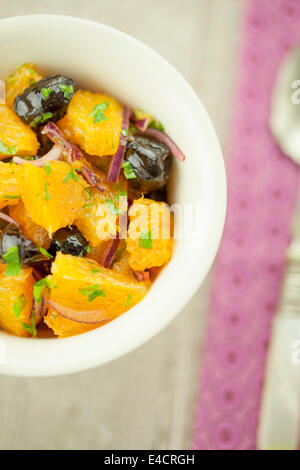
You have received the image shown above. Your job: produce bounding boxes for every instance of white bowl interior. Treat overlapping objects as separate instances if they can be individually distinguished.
[0,15,226,376]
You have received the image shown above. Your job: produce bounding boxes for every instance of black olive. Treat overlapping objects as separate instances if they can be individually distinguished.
[124,136,171,193]
[148,187,167,202]
[14,75,76,128]
[49,226,89,257]
[0,225,48,266]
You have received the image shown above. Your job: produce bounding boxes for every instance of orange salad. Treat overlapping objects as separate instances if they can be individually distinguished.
[0,63,185,338]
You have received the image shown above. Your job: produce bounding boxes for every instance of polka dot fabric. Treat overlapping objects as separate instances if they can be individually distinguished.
[192,0,300,450]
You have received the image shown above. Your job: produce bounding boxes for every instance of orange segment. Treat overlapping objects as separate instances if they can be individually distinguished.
[47,253,149,322]
[0,161,22,209]
[75,180,127,247]
[0,104,39,158]
[126,198,173,271]
[58,91,122,157]
[44,308,99,338]
[6,63,43,108]
[9,202,50,248]
[112,241,132,276]
[0,265,34,337]
[18,161,88,235]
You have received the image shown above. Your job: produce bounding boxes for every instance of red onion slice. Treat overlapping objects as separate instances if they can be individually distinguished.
[0,212,20,227]
[13,144,62,167]
[132,270,150,282]
[107,106,130,183]
[131,117,150,132]
[33,297,48,325]
[0,80,5,105]
[42,122,105,192]
[48,299,110,324]
[102,238,119,268]
[140,127,186,161]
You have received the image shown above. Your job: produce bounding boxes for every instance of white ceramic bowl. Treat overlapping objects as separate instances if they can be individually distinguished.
[0,15,226,376]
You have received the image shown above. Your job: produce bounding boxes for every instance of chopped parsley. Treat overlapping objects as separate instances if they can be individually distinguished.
[39,247,53,259]
[96,161,106,171]
[112,245,126,265]
[33,278,56,304]
[79,285,106,302]
[82,202,95,209]
[42,112,53,121]
[44,163,51,175]
[106,198,120,215]
[125,293,132,308]
[86,245,92,254]
[83,188,93,208]
[149,120,165,132]
[13,294,27,319]
[30,112,53,127]
[21,310,36,337]
[91,268,100,274]
[0,140,16,155]
[41,88,53,100]
[3,195,20,200]
[139,230,152,249]
[115,189,127,202]
[122,161,137,179]
[129,125,137,133]
[3,246,21,276]
[64,168,79,183]
[121,129,128,137]
[25,65,37,76]
[43,181,51,201]
[90,102,109,124]
[85,187,92,200]
[59,84,74,100]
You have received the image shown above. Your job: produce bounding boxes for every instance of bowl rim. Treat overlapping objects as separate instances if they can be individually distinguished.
[0,14,227,376]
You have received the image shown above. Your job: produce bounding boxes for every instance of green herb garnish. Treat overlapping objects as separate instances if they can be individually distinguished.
[41,112,53,121]
[149,120,165,131]
[79,285,106,302]
[30,112,53,128]
[21,311,37,337]
[86,245,92,253]
[90,102,109,124]
[91,268,100,274]
[13,294,27,319]
[122,161,137,179]
[33,278,56,304]
[39,247,53,259]
[3,246,21,276]
[44,181,51,201]
[64,168,79,183]
[106,198,120,215]
[3,195,21,200]
[125,293,132,308]
[44,163,51,175]
[112,245,126,265]
[0,140,16,155]
[25,65,37,76]
[115,189,127,202]
[85,187,92,201]
[139,230,152,249]
[59,84,74,100]
[41,88,53,100]
[121,129,128,137]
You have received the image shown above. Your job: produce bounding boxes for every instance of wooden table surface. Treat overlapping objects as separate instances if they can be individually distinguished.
[0,0,244,450]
